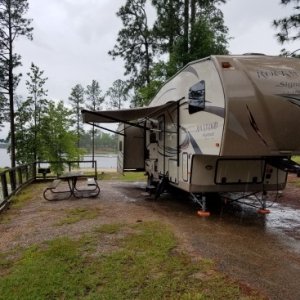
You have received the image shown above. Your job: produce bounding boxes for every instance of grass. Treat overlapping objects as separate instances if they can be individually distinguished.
[0,222,262,300]
[0,183,44,224]
[98,171,146,181]
[94,223,124,234]
[10,186,38,208]
[56,207,100,225]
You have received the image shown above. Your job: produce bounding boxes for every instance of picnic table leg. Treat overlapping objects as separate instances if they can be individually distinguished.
[73,178,100,198]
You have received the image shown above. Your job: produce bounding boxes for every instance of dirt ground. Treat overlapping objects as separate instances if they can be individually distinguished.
[1,175,300,300]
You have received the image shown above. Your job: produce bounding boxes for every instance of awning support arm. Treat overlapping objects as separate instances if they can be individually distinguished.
[87,122,125,136]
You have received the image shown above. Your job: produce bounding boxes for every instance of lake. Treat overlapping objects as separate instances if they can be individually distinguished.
[0,148,10,168]
[0,148,117,170]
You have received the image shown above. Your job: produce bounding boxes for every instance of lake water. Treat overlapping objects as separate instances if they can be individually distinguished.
[0,148,117,170]
[0,148,10,168]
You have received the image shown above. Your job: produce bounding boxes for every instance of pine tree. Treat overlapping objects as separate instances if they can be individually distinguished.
[0,0,33,167]
[14,95,34,164]
[152,0,228,69]
[106,79,128,109]
[273,0,300,56]
[14,64,48,164]
[69,84,85,152]
[85,80,105,164]
[25,63,48,161]
[108,0,157,91]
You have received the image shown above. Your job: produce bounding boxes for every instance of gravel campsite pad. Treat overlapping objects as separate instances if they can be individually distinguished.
[1,175,300,299]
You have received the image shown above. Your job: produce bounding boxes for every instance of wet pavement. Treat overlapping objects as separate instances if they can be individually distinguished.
[113,180,300,300]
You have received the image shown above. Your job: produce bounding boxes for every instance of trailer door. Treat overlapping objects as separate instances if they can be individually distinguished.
[122,126,145,171]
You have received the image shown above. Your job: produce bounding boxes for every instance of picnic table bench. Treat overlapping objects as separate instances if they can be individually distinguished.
[43,173,100,201]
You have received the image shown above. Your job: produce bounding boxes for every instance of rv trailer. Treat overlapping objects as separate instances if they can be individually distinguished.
[82,55,300,214]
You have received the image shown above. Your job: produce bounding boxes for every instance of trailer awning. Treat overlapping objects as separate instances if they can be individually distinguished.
[81,101,176,123]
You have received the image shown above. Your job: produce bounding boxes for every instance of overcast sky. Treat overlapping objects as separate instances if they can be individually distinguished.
[1,0,299,139]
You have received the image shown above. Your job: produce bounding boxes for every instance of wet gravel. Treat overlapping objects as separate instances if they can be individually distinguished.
[114,177,300,300]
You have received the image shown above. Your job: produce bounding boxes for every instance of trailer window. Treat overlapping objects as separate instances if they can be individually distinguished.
[188,80,205,114]
[158,118,164,141]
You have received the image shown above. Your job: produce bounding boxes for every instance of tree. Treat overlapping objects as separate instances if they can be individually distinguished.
[152,0,228,69]
[108,0,157,91]
[0,91,5,128]
[152,0,182,56]
[14,95,34,164]
[25,63,48,161]
[13,64,48,164]
[85,80,105,164]
[39,101,80,174]
[86,80,105,111]
[69,84,85,152]
[273,0,300,56]
[106,79,129,109]
[0,0,33,167]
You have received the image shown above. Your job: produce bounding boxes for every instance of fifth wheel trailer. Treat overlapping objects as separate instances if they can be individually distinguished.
[82,54,300,213]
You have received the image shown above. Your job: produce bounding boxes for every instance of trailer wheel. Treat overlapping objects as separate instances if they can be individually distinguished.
[147,174,153,186]
[146,175,156,195]
[155,176,168,200]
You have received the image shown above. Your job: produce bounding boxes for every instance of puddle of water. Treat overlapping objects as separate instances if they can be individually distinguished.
[263,202,300,253]
[211,198,300,255]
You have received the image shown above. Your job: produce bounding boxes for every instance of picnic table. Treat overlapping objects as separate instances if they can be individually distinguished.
[43,172,100,201]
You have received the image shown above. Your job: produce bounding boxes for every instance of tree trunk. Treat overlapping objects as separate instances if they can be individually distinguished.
[190,0,196,54]
[8,0,16,168]
[145,39,151,85]
[183,0,190,62]
[168,0,174,55]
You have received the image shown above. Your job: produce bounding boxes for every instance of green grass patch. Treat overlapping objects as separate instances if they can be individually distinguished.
[56,207,100,225]
[10,183,44,209]
[0,221,262,300]
[98,171,146,181]
[94,223,123,234]
[292,156,300,164]
[0,253,12,271]
[0,183,45,224]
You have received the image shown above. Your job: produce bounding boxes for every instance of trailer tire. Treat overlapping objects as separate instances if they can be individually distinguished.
[147,174,153,186]
[155,176,168,200]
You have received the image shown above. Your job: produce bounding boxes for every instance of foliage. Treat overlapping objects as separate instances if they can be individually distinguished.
[152,0,183,55]
[69,84,85,151]
[106,79,129,109]
[14,95,35,164]
[0,222,261,299]
[0,91,5,129]
[152,0,229,69]
[109,0,229,107]
[38,101,81,174]
[0,0,33,167]
[80,131,117,153]
[85,80,105,111]
[108,0,157,102]
[85,80,105,163]
[273,0,300,44]
[14,63,48,164]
